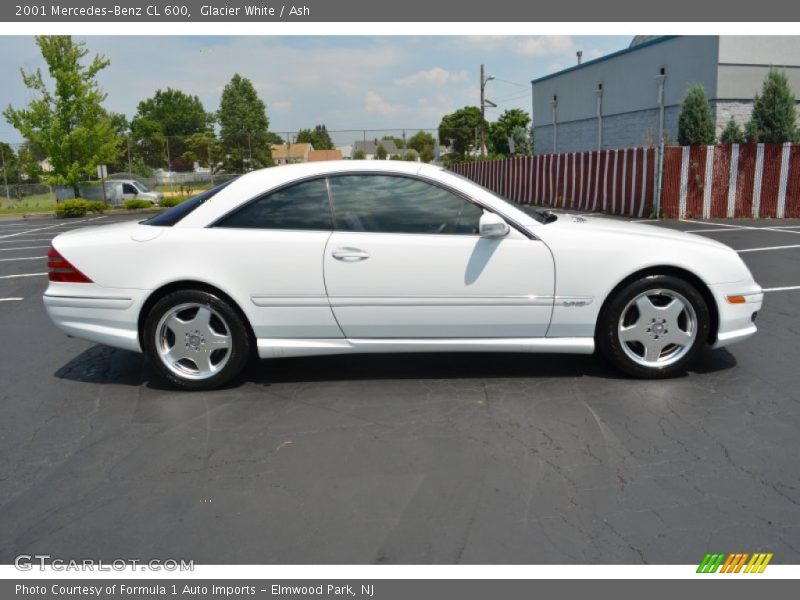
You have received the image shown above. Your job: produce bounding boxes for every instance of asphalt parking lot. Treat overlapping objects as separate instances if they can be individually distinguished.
[0,212,799,565]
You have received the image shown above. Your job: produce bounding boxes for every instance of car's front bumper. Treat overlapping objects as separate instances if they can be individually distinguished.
[709,280,763,349]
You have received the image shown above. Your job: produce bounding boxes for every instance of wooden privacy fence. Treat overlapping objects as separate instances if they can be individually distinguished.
[661,143,800,219]
[450,148,657,217]
[450,142,800,219]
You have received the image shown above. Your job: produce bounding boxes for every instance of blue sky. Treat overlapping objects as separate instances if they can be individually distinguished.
[0,35,630,145]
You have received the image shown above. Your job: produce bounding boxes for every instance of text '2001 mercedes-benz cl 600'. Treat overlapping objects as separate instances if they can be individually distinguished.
[44,161,762,390]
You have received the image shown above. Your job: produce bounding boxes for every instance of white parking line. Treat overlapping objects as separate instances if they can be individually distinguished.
[0,245,50,252]
[679,219,748,229]
[738,244,800,253]
[0,216,105,240]
[0,297,23,302]
[0,256,46,262]
[0,238,57,244]
[763,285,800,292]
[684,228,745,233]
[679,218,800,236]
[0,272,46,279]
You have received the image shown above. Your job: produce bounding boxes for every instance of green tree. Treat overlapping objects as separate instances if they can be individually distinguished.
[745,69,799,143]
[296,124,334,150]
[419,145,434,164]
[489,109,531,156]
[265,131,285,145]
[3,36,120,194]
[719,118,746,144]
[353,149,366,160]
[677,85,716,146]
[509,125,533,155]
[184,132,223,173]
[131,87,213,171]
[407,130,435,153]
[375,144,388,160]
[0,142,23,185]
[438,106,483,158]
[218,74,272,172]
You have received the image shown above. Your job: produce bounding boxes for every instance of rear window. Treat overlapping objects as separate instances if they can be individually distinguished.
[143,179,236,227]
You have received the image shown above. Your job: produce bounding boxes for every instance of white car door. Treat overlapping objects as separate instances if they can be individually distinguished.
[323,174,555,338]
[208,177,342,339]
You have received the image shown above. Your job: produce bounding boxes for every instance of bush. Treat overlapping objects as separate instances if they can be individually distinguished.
[56,199,91,218]
[720,118,745,144]
[159,196,188,208]
[87,200,110,213]
[123,199,153,210]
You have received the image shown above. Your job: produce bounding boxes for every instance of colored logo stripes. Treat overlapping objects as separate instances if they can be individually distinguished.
[697,552,773,573]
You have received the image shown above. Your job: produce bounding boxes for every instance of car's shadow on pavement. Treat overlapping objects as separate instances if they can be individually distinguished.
[53,343,738,390]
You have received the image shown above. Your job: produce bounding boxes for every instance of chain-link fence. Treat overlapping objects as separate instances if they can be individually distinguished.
[1,126,515,210]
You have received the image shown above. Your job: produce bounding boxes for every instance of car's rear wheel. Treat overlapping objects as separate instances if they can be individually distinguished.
[144,290,251,390]
[597,275,710,378]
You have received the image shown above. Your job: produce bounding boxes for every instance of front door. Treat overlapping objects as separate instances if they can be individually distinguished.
[323,174,555,338]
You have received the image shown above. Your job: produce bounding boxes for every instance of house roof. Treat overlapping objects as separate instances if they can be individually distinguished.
[271,142,313,159]
[353,139,400,155]
[308,149,343,162]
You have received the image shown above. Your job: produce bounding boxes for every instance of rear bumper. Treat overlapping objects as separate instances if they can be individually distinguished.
[43,283,145,353]
[709,281,763,349]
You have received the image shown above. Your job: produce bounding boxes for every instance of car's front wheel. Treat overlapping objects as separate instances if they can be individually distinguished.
[143,289,251,390]
[597,275,710,378]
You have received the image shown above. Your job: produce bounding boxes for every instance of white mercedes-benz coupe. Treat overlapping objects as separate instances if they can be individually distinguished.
[44,161,763,390]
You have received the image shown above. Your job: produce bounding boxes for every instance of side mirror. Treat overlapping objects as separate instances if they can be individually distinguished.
[479,211,510,238]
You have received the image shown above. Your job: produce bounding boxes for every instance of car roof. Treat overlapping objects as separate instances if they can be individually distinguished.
[174,160,540,229]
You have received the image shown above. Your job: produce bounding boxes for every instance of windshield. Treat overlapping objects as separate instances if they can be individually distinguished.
[133,181,150,193]
[445,169,556,224]
[143,179,236,226]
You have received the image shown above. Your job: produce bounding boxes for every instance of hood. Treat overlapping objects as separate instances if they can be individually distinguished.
[544,214,733,251]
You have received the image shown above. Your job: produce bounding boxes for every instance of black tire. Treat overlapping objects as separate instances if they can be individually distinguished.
[596,275,710,379]
[143,289,252,390]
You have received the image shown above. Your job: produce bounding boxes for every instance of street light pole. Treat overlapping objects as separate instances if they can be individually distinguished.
[480,64,496,158]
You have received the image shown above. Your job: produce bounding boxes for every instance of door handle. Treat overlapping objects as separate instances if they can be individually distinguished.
[331,247,370,261]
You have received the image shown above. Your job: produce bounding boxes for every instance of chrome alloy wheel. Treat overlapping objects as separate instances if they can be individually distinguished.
[617,289,698,368]
[155,303,232,380]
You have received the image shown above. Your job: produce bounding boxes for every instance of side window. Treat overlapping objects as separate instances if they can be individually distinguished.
[122,183,137,194]
[215,178,332,231]
[329,175,482,234]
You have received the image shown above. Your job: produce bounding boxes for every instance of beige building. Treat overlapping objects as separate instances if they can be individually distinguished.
[272,143,313,165]
[308,149,343,162]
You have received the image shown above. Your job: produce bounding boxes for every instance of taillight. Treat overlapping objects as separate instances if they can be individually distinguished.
[47,247,92,283]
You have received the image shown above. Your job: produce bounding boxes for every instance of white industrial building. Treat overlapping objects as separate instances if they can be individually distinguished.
[531,36,800,154]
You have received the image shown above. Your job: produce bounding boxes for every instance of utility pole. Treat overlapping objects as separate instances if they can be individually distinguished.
[655,69,667,218]
[596,84,604,151]
[480,64,495,158]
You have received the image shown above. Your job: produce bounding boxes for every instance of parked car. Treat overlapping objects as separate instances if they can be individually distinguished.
[107,179,164,205]
[44,161,762,390]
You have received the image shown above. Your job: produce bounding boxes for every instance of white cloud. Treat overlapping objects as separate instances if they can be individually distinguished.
[364,91,401,116]
[271,100,292,112]
[584,48,606,60]
[394,67,469,86]
[515,36,576,57]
